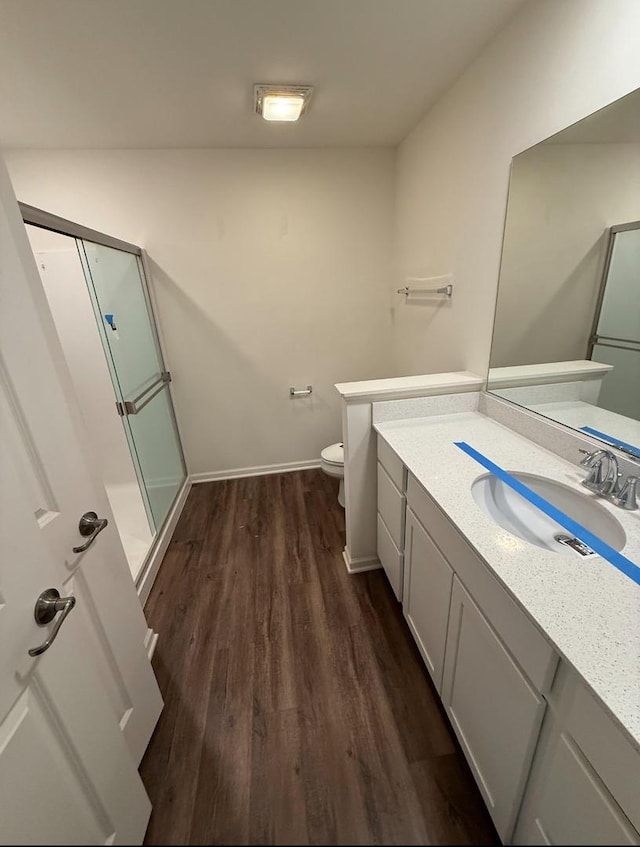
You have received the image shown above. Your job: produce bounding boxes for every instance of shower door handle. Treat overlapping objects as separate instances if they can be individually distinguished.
[118,371,172,416]
[72,511,108,553]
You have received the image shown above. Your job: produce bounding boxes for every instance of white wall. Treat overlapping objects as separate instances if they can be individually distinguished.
[6,149,396,475]
[393,0,640,378]
[10,0,640,477]
[491,142,640,367]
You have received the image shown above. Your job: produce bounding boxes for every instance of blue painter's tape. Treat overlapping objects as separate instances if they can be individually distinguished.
[455,441,640,587]
[579,426,640,459]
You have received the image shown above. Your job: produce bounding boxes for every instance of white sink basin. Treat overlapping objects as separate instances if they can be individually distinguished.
[471,471,626,555]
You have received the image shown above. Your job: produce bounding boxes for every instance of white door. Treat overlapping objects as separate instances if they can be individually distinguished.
[0,398,152,844]
[0,157,163,841]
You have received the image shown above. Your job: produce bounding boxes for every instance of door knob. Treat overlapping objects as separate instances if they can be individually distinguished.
[72,511,108,553]
[28,588,76,657]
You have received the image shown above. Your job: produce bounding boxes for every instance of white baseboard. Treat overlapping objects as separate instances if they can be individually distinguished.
[143,628,160,661]
[342,548,381,574]
[191,458,320,484]
[137,476,192,606]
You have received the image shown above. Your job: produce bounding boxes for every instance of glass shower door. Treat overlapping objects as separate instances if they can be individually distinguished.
[78,241,186,531]
[589,224,640,420]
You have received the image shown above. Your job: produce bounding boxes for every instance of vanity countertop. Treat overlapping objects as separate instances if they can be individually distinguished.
[526,398,640,453]
[374,410,640,749]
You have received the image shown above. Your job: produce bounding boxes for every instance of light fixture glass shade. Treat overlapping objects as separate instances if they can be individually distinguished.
[262,94,304,122]
[254,84,313,122]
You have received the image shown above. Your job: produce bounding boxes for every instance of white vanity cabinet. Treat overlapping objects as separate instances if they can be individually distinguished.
[404,471,556,842]
[376,436,407,600]
[375,445,559,842]
[374,429,640,845]
[513,664,640,846]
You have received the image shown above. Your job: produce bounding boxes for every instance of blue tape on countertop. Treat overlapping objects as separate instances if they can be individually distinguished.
[579,426,640,459]
[455,441,640,587]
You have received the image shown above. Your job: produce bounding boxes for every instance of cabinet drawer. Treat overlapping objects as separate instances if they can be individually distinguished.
[377,462,405,549]
[406,472,557,692]
[377,435,406,492]
[377,513,403,601]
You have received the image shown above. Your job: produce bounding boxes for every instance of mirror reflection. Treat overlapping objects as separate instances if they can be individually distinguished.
[488,87,640,457]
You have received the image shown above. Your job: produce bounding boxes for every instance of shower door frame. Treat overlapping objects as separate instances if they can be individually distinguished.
[587,219,640,359]
[18,201,188,557]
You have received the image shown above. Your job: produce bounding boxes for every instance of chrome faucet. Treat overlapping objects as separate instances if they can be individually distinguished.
[579,449,619,494]
[600,451,621,497]
[579,448,637,509]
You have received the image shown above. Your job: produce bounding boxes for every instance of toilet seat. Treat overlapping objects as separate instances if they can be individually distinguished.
[320,442,344,467]
[320,442,345,507]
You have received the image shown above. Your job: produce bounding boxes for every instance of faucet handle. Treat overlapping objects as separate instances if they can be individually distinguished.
[581,453,608,491]
[610,476,638,511]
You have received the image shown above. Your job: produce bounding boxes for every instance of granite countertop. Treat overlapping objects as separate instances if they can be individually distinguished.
[374,410,640,749]
[526,399,640,453]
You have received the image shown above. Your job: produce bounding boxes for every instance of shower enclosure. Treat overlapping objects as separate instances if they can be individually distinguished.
[78,241,185,529]
[21,203,186,584]
[588,221,640,421]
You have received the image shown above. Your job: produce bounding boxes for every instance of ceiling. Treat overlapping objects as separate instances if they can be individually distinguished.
[0,0,521,149]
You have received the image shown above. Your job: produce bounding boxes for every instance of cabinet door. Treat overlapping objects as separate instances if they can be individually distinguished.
[514,728,639,845]
[402,509,453,692]
[442,577,546,842]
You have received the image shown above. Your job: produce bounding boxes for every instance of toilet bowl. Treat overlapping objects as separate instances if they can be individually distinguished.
[320,442,345,507]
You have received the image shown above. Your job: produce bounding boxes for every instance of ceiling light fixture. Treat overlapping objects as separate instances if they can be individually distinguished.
[254,84,313,122]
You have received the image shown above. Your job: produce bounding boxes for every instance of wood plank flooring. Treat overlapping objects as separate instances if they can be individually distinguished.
[140,469,499,845]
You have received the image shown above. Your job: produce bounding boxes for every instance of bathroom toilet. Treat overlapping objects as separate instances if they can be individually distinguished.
[320,442,345,507]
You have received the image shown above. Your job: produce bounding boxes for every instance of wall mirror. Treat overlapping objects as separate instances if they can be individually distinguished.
[487,86,640,458]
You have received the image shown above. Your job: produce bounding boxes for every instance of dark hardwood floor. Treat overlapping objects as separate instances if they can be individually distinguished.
[140,469,499,845]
